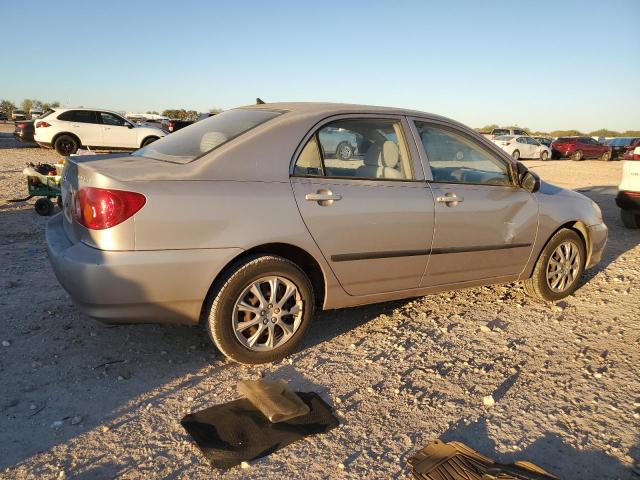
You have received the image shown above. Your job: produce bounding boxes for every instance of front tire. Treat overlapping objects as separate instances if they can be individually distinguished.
[204,255,315,364]
[621,209,640,228]
[571,150,583,161]
[54,134,79,156]
[335,141,354,160]
[512,149,520,161]
[523,229,585,302]
[141,136,159,147]
[34,198,54,216]
[601,151,612,161]
[540,150,549,161]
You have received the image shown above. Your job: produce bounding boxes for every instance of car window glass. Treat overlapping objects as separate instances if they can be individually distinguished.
[305,118,412,180]
[57,110,96,123]
[100,112,126,126]
[414,121,511,187]
[294,136,323,176]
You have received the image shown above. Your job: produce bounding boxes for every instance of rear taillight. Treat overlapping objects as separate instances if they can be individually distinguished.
[35,121,51,128]
[74,187,146,230]
[17,122,27,129]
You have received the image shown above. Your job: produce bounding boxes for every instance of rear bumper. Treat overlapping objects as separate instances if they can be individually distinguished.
[586,223,608,269]
[46,214,242,324]
[615,191,640,211]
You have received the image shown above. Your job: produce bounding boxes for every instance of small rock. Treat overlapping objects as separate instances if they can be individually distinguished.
[100,426,109,432]
[29,404,37,410]
[593,372,603,379]
[57,471,66,479]
[338,463,345,470]
[240,461,250,469]
[2,340,10,347]
[483,395,495,408]
[71,416,83,425]
[480,325,491,334]
[50,420,63,429]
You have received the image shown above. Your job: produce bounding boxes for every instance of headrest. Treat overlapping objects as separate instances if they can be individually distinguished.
[200,131,228,153]
[363,140,399,168]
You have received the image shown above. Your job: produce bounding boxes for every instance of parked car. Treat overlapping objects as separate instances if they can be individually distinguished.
[318,126,360,160]
[533,136,552,148]
[164,119,194,133]
[492,135,551,160]
[29,108,43,119]
[489,127,529,140]
[46,103,607,364]
[0,112,8,122]
[623,145,640,160]
[551,137,612,161]
[616,147,640,228]
[13,120,35,143]
[12,109,26,121]
[608,137,640,159]
[34,108,166,156]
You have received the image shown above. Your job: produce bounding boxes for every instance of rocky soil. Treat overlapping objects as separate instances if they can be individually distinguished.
[0,124,638,479]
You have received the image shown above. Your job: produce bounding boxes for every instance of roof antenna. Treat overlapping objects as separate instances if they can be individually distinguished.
[256,98,266,104]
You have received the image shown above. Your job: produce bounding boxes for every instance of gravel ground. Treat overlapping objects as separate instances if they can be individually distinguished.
[0,123,638,479]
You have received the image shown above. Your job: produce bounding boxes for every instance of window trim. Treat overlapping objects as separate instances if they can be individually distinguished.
[289,113,424,183]
[409,117,518,188]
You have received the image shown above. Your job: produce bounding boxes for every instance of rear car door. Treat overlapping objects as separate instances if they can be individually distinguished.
[527,137,542,158]
[98,112,138,148]
[57,110,102,147]
[514,137,530,158]
[411,120,538,286]
[291,116,435,296]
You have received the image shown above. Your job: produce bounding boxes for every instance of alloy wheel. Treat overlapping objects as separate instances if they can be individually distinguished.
[546,241,581,293]
[232,276,303,351]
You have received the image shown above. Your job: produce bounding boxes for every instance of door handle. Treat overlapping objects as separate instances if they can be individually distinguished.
[305,189,342,206]
[436,193,464,206]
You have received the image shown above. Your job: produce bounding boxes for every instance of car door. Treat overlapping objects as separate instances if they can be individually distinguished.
[98,112,138,148]
[527,137,542,158]
[411,120,538,286]
[290,116,435,296]
[57,110,102,147]
[514,137,530,158]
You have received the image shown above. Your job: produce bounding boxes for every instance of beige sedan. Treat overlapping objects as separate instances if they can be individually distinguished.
[47,103,607,364]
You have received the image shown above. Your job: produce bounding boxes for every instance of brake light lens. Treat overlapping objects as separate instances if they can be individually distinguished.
[36,121,51,128]
[74,187,146,230]
[17,122,27,129]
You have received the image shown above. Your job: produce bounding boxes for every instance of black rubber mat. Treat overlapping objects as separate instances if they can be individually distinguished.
[181,391,338,470]
[408,439,558,480]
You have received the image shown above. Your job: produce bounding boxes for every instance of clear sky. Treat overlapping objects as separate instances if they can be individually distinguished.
[2,0,639,131]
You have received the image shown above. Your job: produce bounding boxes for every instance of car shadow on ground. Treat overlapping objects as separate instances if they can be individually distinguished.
[0,132,38,150]
[438,416,639,479]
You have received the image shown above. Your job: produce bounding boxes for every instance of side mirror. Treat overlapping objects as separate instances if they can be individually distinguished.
[521,170,541,193]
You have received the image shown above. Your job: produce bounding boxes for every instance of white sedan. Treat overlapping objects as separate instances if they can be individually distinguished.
[493,135,551,161]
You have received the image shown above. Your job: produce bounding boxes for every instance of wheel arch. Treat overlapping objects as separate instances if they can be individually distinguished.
[199,242,327,324]
[140,135,160,148]
[52,131,82,147]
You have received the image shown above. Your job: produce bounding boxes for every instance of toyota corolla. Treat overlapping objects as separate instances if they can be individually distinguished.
[46,103,608,364]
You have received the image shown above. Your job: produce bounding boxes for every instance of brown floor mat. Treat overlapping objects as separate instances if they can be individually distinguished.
[408,439,559,480]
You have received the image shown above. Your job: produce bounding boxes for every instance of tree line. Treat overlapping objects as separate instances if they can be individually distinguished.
[475,124,640,138]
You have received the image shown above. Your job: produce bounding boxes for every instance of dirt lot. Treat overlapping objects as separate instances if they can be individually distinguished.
[0,123,638,479]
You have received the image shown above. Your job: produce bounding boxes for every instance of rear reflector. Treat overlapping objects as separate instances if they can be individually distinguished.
[36,121,51,128]
[74,187,146,230]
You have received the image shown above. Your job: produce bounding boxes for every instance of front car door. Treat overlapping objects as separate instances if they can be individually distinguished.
[514,137,530,158]
[291,116,435,296]
[527,137,542,158]
[411,120,538,287]
[98,112,138,148]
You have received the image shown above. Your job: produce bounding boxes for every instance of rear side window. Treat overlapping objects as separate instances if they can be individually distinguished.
[133,109,282,163]
[57,110,97,123]
[514,129,527,135]
[555,137,575,144]
[492,128,509,135]
[293,118,413,181]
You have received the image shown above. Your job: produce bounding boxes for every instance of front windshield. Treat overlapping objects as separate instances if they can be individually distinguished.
[132,108,283,163]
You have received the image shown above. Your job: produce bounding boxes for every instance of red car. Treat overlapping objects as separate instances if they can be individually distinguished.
[623,146,640,160]
[551,136,612,161]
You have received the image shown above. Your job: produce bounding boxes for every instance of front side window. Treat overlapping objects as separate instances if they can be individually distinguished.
[294,118,412,180]
[100,112,127,126]
[414,122,512,186]
[57,110,96,123]
[133,108,282,163]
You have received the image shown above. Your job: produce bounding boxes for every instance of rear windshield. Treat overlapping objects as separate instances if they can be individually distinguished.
[555,137,575,143]
[132,108,283,163]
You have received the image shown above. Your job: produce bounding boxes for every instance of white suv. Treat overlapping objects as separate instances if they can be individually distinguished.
[34,108,166,156]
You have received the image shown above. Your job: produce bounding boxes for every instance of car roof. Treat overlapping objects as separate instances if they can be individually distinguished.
[53,107,124,116]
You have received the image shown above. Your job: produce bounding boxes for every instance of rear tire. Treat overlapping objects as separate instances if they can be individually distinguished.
[621,209,640,229]
[512,149,520,160]
[523,228,585,302]
[571,150,583,161]
[54,134,79,156]
[204,255,315,364]
[601,151,612,162]
[540,150,549,161]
